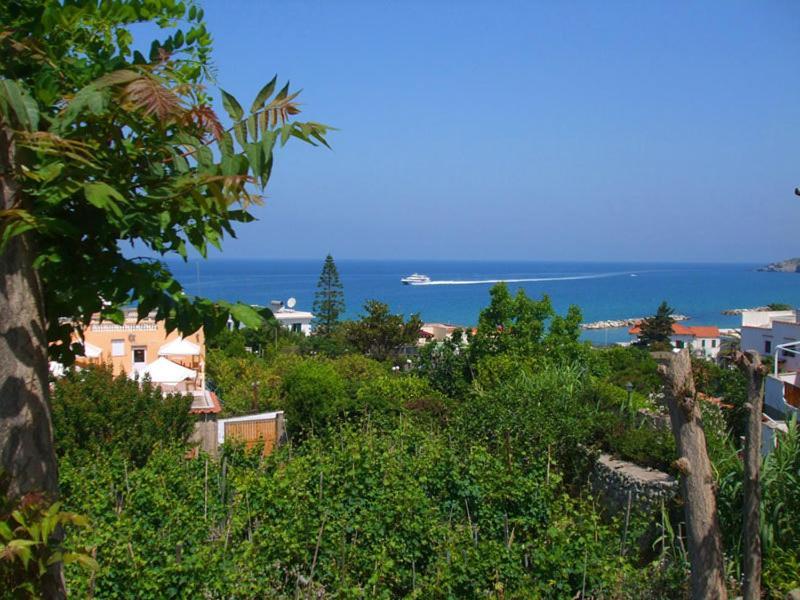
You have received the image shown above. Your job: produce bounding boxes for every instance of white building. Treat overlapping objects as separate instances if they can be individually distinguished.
[628,323,721,359]
[418,322,472,345]
[740,309,800,372]
[269,300,314,336]
[739,309,800,426]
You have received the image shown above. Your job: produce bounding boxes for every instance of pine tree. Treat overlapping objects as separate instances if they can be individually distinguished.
[636,301,676,348]
[313,254,345,335]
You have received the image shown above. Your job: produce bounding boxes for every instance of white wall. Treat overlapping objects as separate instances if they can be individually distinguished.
[741,316,800,372]
[670,334,719,359]
[741,310,796,328]
[274,314,313,336]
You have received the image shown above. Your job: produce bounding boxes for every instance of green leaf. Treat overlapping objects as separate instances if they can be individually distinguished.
[250,75,277,113]
[274,81,290,102]
[0,522,12,541]
[62,552,99,571]
[83,182,125,218]
[233,122,247,147]
[93,69,140,89]
[246,115,258,141]
[59,85,109,127]
[218,131,235,157]
[244,142,264,178]
[229,303,263,328]
[221,89,244,121]
[27,162,64,183]
[0,80,39,131]
[280,123,292,146]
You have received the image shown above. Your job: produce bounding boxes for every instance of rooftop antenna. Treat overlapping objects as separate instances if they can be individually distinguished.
[286,297,297,309]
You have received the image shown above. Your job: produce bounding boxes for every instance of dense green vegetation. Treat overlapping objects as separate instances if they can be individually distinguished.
[22,283,792,597]
[0,280,795,597]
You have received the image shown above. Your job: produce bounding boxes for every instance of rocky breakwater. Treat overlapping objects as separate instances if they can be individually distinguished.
[581,315,689,330]
[590,453,678,515]
[721,306,769,315]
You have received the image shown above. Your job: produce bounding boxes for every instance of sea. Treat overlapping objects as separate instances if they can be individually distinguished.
[168,259,800,345]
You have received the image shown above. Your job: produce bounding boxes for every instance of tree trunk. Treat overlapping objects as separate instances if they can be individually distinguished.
[736,351,765,600]
[654,349,727,600]
[0,125,64,597]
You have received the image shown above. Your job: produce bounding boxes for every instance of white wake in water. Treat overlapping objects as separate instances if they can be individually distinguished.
[411,272,634,286]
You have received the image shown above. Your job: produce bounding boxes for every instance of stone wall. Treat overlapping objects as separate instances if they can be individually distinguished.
[590,453,678,515]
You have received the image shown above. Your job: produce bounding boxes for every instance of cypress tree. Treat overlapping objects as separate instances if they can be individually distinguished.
[313,254,345,335]
[636,301,676,348]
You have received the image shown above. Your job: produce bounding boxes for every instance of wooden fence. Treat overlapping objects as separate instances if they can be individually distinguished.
[223,419,278,455]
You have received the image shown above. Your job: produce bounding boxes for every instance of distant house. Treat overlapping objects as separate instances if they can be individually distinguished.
[268,300,314,336]
[418,323,466,345]
[734,310,798,455]
[740,309,800,371]
[739,309,800,423]
[65,308,220,416]
[628,323,721,359]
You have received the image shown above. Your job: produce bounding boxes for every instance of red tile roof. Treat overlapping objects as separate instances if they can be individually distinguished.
[628,323,720,338]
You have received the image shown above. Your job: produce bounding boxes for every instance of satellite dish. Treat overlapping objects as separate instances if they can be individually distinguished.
[286,297,297,309]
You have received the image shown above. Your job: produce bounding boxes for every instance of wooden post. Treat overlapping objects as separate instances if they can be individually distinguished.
[654,349,727,600]
[735,351,765,600]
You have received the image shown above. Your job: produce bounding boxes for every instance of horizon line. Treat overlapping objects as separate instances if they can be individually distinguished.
[162,256,770,266]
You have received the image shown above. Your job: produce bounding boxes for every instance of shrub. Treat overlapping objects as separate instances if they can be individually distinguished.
[60,424,646,598]
[51,365,194,466]
[416,337,473,398]
[328,354,387,398]
[597,346,663,395]
[605,426,675,471]
[354,374,446,418]
[205,349,278,416]
[280,360,347,437]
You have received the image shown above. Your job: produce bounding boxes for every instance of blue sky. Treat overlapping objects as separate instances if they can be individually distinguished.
[185,1,799,262]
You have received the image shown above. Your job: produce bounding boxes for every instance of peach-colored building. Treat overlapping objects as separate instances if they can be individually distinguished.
[74,309,219,415]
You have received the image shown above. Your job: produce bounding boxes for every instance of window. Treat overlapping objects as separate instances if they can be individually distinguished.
[712,339,717,348]
[701,340,707,348]
[765,340,772,354]
[291,323,302,333]
[675,340,684,349]
[111,339,125,356]
[132,347,146,364]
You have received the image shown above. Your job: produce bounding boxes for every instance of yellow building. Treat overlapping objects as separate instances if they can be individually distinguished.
[74,309,219,415]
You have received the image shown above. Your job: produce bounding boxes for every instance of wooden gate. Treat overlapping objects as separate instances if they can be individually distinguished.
[224,418,279,455]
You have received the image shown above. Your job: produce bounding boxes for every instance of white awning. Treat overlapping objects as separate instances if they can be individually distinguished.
[82,341,102,358]
[49,361,65,378]
[132,357,196,384]
[158,337,201,356]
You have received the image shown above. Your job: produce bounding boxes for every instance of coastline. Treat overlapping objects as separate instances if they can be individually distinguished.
[581,314,690,330]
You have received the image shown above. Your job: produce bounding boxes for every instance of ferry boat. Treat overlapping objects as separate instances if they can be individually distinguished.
[401,273,431,285]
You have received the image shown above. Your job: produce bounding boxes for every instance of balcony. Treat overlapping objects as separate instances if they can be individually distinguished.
[764,372,800,420]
